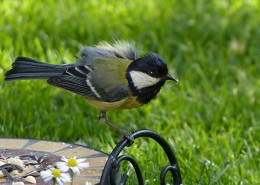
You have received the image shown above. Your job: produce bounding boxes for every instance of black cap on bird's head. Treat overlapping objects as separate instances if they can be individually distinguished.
[126,53,178,104]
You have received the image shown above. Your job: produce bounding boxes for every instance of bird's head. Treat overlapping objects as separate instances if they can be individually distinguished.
[126,53,178,104]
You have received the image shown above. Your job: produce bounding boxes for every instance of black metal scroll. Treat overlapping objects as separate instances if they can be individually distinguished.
[100,129,182,185]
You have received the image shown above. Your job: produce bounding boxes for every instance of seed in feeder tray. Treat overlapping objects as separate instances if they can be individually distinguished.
[12,182,25,185]
[0,171,5,178]
[7,157,24,168]
[25,175,36,184]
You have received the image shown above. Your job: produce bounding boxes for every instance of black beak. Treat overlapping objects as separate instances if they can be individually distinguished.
[165,74,178,83]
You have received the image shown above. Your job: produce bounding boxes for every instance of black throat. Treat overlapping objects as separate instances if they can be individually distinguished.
[127,78,166,104]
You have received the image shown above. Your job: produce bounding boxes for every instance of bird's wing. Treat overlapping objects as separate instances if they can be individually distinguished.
[47,57,132,102]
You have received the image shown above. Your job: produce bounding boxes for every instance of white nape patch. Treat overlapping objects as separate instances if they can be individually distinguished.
[86,79,101,98]
[97,41,138,60]
[130,71,160,89]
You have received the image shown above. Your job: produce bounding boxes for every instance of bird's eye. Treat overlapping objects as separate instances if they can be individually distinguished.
[148,71,155,77]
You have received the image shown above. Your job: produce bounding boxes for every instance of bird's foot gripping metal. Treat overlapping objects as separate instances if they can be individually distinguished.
[98,111,134,145]
[100,129,183,185]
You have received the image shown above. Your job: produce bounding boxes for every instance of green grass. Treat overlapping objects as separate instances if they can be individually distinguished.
[0,0,259,184]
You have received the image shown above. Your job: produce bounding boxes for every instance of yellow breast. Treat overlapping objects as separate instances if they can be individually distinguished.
[86,96,142,111]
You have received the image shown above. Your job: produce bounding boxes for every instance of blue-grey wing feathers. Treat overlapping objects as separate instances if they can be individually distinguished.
[5,41,138,102]
[48,63,129,102]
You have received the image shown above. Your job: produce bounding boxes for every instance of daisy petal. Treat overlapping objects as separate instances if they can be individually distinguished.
[56,178,63,185]
[71,167,80,175]
[79,162,90,168]
[77,158,86,163]
[60,173,71,182]
[56,162,69,172]
[61,156,68,162]
[40,170,53,182]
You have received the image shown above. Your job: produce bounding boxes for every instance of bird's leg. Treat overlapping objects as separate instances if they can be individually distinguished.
[98,111,134,145]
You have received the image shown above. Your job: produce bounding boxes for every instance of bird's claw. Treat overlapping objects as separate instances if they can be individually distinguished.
[121,131,134,146]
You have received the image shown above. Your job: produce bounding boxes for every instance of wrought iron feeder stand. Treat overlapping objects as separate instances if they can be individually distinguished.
[100,129,183,185]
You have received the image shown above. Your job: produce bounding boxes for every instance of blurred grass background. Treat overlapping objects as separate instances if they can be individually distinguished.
[0,0,259,184]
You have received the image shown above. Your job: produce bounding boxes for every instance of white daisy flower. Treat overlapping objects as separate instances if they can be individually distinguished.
[56,156,90,175]
[40,168,71,185]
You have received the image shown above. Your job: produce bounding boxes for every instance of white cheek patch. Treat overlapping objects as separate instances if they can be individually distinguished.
[130,70,160,89]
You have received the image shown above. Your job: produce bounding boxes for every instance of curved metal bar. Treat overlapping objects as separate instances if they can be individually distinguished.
[119,174,128,185]
[100,129,182,185]
[131,130,182,185]
[160,165,180,185]
[110,155,144,185]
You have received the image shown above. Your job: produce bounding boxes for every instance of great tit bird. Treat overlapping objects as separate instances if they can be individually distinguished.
[5,41,178,142]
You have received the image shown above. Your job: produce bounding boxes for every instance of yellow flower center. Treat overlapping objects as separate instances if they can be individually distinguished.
[67,158,78,167]
[52,169,61,177]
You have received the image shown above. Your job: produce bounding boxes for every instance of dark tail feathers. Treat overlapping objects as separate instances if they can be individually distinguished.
[5,57,71,81]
